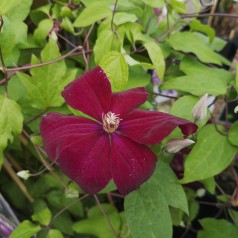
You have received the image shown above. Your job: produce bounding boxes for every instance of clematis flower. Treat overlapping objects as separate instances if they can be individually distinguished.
[40,66,197,195]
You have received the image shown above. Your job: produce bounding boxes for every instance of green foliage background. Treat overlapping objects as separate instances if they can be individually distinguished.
[0,0,238,238]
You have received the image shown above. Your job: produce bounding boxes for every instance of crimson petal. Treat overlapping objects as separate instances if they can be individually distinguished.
[62,66,112,121]
[111,134,157,195]
[110,87,148,118]
[40,113,111,194]
[119,109,198,145]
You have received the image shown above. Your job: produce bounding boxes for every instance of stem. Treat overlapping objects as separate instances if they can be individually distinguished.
[93,194,118,238]
[5,46,83,72]
[22,129,67,189]
[24,108,49,125]
[153,92,178,100]
[111,0,119,33]
[3,160,34,203]
[51,194,89,222]
[230,166,238,186]
[181,13,238,19]
[0,16,8,95]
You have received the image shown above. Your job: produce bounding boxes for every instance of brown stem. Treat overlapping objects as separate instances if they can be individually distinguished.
[22,129,67,188]
[51,194,90,223]
[5,46,83,72]
[94,194,119,238]
[230,166,238,186]
[24,108,49,125]
[111,0,119,33]
[153,92,178,100]
[181,13,238,19]
[3,160,34,203]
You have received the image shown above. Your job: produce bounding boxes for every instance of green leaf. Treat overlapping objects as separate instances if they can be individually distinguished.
[167,32,222,65]
[170,95,210,128]
[18,38,77,109]
[198,218,238,238]
[0,17,27,66]
[73,204,121,238]
[9,220,41,238]
[6,0,33,21]
[181,125,237,183]
[46,230,64,238]
[142,0,165,8]
[30,4,51,25]
[113,12,137,25]
[52,212,74,236]
[152,160,188,213]
[32,200,52,226]
[193,32,227,52]
[125,183,172,238]
[0,96,23,166]
[94,30,121,65]
[100,51,128,91]
[125,160,188,238]
[0,0,22,15]
[236,63,238,89]
[228,121,238,147]
[189,19,215,43]
[201,177,216,194]
[61,17,75,34]
[144,41,165,80]
[169,0,186,13]
[126,66,151,89]
[74,2,112,27]
[163,56,233,96]
[33,19,54,45]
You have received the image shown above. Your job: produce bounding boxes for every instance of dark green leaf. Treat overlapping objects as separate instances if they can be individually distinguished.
[170,95,210,128]
[228,121,238,146]
[125,184,172,238]
[198,218,238,238]
[181,125,237,183]
[167,32,222,65]
[73,204,121,238]
[125,160,188,238]
[163,57,233,96]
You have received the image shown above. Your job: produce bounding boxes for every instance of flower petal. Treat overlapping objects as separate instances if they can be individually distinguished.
[110,87,148,117]
[111,134,157,195]
[40,113,111,194]
[62,66,112,121]
[119,109,198,145]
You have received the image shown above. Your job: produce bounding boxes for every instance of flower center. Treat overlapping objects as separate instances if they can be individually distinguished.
[102,111,121,133]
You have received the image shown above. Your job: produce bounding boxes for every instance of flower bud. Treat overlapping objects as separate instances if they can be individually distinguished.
[65,187,79,198]
[192,94,208,121]
[165,138,195,153]
[234,105,238,114]
[231,186,238,207]
[17,170,31,180]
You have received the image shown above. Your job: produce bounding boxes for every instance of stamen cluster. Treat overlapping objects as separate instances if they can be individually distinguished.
[102,111,121,133]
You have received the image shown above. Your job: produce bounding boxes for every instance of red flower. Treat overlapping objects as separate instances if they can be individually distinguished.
[40,67,197,195]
